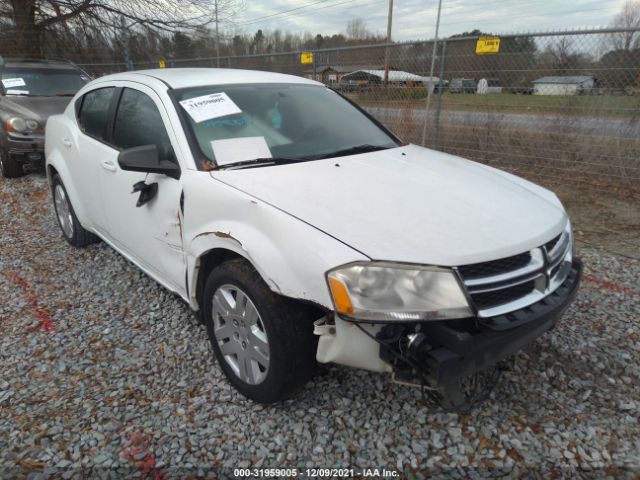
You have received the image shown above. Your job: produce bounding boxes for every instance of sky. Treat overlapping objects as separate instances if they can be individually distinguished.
[231,0,626,41]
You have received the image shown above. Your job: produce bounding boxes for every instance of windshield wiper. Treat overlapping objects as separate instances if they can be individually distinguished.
[215,144,394,170]
[218,157,308,170]
[306,144,392,160]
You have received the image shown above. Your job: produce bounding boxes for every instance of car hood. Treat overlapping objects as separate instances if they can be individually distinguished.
[212,144,567,266]
[0,96,71,123]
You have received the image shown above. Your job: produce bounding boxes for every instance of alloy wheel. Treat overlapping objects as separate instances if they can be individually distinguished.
[54,184,74,239]
[211,284,270,385]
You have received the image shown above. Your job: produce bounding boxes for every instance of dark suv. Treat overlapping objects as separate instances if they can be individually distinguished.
[0,58,90,178]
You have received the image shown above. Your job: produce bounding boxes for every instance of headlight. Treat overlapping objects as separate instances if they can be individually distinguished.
[327,262,473,322]
[6,117,39,133]
[7,117,27,132]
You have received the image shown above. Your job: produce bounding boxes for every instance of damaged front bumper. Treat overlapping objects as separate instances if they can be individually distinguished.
[414,257,582,389]
[315,258,582,391]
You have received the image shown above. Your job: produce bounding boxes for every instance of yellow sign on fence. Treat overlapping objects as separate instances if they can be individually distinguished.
[475,36,501,55]
[159,60,166,68]
[300,52,313,65]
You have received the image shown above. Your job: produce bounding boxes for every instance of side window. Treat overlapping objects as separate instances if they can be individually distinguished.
[77,87,114,140]
[113,88,172,160]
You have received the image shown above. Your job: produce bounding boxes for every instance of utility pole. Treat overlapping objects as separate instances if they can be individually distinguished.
[421,0,443,146]
[383,0,394,85]
[121,16,132,71]
[215,0,221,68]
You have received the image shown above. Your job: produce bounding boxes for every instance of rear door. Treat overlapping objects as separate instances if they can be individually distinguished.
[98,83,186,294]
[69,86,116,231]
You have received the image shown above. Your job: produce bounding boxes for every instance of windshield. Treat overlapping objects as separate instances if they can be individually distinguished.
[0,67,89,96]
[174,83,399,168]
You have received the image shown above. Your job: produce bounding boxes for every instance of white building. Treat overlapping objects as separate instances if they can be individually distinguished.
[532,76,595,95]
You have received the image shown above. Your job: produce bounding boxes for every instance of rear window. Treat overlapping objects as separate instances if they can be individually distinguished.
[77,88,115,141]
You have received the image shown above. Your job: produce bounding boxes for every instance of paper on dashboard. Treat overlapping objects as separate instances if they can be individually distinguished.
[211,136,272,166]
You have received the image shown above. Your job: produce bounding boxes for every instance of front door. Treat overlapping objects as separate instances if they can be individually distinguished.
[98,84,185,294]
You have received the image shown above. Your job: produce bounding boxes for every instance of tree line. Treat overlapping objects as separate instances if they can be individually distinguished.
[0,0,638,90]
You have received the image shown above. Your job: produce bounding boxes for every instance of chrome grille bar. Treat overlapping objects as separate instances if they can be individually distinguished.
[458,224,573,318]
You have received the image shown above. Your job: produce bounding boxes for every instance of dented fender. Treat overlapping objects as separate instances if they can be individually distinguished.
[182,171,368,311]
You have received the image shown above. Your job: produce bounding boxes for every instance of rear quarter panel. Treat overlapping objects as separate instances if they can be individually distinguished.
[45,110,92,226]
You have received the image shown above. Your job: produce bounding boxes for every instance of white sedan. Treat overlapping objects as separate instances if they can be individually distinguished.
[45,69,582,408]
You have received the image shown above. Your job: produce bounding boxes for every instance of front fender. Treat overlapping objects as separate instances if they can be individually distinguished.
[183,172,368,311]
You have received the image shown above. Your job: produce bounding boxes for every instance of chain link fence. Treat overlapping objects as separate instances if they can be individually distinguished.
[78,27,640,256]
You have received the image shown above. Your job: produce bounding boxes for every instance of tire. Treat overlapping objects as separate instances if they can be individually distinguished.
[203,259,317,403]
[0,147,24,178]
[51,174,99,247]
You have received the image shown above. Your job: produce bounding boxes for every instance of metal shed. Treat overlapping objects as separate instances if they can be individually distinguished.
[340,69,438,88]
[532,75,595,95]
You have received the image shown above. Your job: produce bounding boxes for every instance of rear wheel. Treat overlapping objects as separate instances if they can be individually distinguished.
[52,174,98,247]
[0,147,24,178]
[203,259,317,403]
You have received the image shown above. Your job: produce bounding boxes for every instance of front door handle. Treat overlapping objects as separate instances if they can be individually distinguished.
[61,138,73,148]
[101,160,117,172]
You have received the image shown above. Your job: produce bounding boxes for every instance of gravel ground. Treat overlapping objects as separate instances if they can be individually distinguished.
[1,173,639,479]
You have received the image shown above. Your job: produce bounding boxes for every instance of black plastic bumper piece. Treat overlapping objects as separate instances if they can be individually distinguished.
[424,258,583,387]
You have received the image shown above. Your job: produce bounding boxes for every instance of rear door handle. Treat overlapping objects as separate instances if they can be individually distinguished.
[101,160,117,172]
[61,138,72,148]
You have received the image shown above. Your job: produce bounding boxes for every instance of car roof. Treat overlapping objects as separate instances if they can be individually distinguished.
[98,68,321,89]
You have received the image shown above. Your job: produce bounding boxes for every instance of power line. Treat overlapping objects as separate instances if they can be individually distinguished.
[236,0,333,26]
[237,0,386,28]
[437,3,622,29]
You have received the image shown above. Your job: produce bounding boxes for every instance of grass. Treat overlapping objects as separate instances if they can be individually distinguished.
[370,110,640,256]
[384,114,640,191]
[348,92,640,118]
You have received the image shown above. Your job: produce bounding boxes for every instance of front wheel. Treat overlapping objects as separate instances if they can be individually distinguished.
[203,259,317,403]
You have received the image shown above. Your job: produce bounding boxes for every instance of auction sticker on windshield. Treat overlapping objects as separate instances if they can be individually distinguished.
[179,92,242,123]
[2,78,27,88]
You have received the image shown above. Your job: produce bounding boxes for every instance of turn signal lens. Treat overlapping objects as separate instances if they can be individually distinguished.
[328,277,354,315]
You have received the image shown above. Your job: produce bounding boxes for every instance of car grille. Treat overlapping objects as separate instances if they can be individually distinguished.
[456,227,573,318]
[544,234,561,253]
[457,252,531,280]
[471,280,536,310]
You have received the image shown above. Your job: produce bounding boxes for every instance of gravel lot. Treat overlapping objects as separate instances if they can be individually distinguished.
[1,173,639,479]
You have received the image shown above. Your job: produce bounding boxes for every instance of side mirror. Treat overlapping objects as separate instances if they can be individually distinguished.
[117,144,180,180]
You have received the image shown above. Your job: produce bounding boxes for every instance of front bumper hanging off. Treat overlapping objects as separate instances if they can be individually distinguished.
[384,258,583,389]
